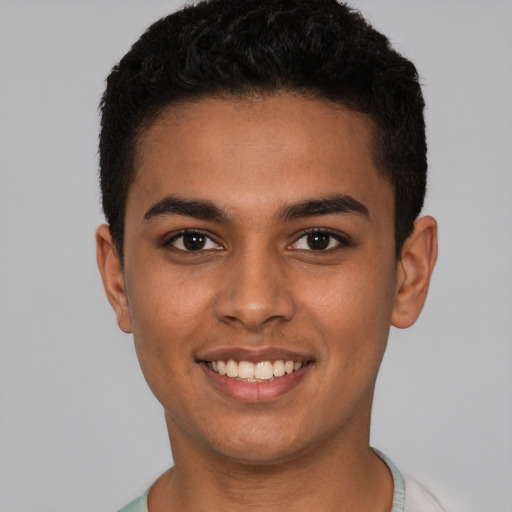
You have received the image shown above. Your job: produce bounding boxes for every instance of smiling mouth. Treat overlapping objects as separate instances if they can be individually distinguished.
[203,359,307,382]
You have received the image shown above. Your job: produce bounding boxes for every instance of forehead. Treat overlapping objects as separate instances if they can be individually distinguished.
[129,94,392,220]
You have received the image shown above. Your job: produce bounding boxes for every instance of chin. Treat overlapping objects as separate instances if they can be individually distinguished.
[198,418,322,467]
[214,440,307,467]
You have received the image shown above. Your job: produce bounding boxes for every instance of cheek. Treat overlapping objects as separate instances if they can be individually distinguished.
[300,257,397,358]
[125,263,215,387]
[128,257,213,333]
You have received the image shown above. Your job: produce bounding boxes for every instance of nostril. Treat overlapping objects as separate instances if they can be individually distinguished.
[212,283,295,330]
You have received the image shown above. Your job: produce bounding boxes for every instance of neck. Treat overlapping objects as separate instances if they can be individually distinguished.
[148,412,393,512]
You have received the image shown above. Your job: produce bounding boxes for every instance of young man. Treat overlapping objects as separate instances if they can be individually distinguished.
[96,1,441,510]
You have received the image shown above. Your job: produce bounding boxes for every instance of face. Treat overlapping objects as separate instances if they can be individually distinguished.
[101,94,410,464]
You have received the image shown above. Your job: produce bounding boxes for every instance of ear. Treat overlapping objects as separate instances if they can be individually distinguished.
[96,224,132,333]
[391,216,438,329]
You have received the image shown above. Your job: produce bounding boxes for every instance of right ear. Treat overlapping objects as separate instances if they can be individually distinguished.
[96,224,132,333]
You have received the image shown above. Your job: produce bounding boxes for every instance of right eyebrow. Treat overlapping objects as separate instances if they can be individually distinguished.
[142,195,227,223]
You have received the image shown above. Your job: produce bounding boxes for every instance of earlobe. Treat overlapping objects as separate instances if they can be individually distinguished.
[391,216,438,329]
[96,224,133,333]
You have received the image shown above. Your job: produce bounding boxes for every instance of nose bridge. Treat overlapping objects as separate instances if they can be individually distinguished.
[213,241,295,330]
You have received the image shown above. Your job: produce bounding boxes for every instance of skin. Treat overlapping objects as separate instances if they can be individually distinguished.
[97,94,437,512]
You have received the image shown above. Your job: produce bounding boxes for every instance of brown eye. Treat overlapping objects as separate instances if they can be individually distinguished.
[289,230,348,252]
[306,232,330,250]
[183,233,206,250]
[167,231,222,252]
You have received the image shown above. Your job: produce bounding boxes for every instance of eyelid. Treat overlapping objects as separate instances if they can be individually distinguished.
[161,228,351,252]
[163,229,224,251]
[288,228,351,250]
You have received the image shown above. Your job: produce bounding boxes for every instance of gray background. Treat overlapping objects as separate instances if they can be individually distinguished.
[1,1,511,511]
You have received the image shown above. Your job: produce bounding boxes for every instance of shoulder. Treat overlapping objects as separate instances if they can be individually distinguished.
[404,475,446,512]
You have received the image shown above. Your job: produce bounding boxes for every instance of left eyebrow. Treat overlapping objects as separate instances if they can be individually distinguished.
[277,195,369,222]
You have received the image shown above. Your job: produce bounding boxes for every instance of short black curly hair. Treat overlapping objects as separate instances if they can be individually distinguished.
[99,0,427,262]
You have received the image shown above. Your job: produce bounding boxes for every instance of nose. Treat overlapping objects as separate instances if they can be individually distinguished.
[213,248,295,331]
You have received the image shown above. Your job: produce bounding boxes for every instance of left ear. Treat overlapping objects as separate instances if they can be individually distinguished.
[391,216,438,329]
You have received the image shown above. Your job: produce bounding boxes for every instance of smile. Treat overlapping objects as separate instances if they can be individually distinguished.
[197,347,314,401]
[206,359,304,382]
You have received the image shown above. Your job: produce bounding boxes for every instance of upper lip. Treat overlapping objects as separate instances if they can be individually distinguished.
[196,346,314,363]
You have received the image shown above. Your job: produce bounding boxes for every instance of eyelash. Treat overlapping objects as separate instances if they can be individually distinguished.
[289,229,350,252]
[163,229,350,253]
[163,230,223,252]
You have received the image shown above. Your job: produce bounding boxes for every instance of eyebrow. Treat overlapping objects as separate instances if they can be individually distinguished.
[277,195,369,222]
[143,195,227,223]
[142,194,369,224]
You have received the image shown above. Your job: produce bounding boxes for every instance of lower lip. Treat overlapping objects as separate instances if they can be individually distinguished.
[199,362,312,402]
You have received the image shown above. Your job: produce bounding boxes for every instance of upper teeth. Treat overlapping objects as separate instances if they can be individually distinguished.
[209,359,303,381]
